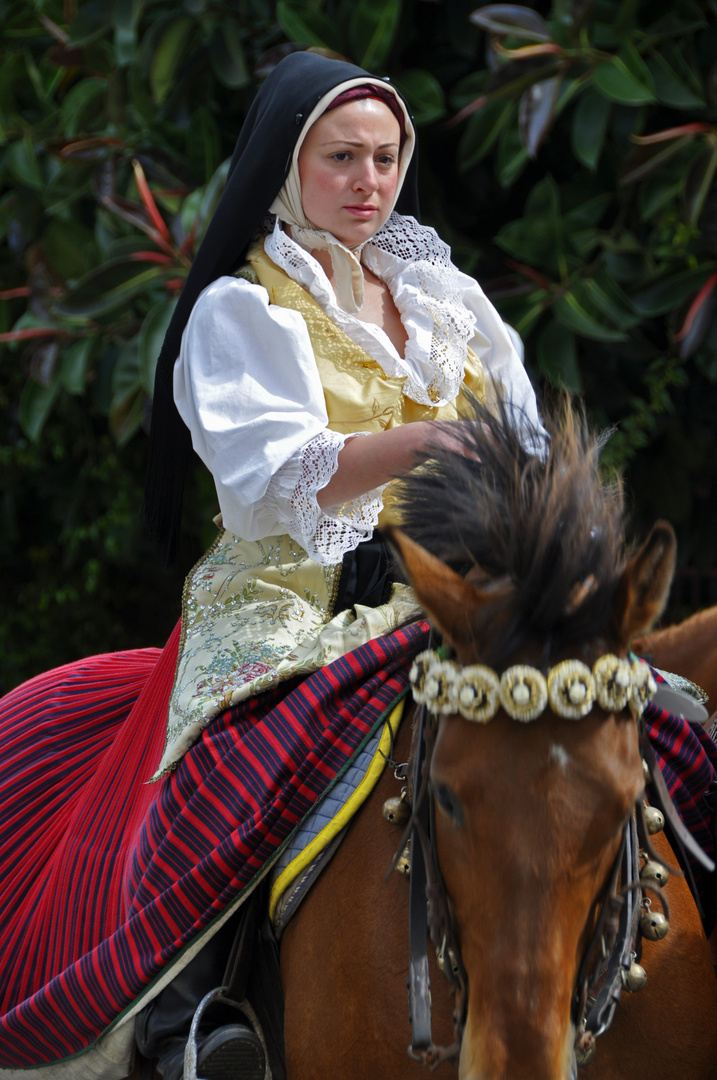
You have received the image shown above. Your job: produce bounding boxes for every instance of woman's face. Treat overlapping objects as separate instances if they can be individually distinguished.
[297,97,402,249]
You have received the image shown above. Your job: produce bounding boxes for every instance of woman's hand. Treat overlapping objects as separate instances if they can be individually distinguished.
[316,420,484,508]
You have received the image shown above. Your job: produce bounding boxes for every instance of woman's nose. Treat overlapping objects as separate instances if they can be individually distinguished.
[354,160,378,193]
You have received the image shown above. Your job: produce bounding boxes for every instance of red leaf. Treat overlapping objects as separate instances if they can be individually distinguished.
[632,123,712,146]
[132,159,171,245]
[129,251,175,265]
[504,258,551,290]
[0,328,68,343]
[0,287,30,300]
[674,272,717,344]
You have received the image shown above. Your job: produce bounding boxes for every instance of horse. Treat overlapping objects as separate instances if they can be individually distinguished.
[278,401,717,1080]
[635,605,717,714]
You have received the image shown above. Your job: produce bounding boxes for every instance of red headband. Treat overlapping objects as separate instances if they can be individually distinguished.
[325,84,407,144]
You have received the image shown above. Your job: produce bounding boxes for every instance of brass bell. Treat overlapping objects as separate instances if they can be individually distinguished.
[643,805,664,835]
[382,795,410,826]
[640,859,669,889]
[395,844,411,876]
[640,910,669,940]
[575,1038,597,1068]
[622,961,647,992]
[642,759,651,783]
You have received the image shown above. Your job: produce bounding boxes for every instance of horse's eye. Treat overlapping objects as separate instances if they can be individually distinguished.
[433,782,464,827]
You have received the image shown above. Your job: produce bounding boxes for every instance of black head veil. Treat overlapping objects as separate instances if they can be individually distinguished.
[145,50,420,563]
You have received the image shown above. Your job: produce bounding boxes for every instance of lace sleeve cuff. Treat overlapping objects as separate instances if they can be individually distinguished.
[266,430,384,564]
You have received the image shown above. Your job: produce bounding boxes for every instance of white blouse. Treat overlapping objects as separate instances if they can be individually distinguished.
[174,214,542,565]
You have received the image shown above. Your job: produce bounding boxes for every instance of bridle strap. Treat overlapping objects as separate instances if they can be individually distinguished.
[573,809,642,1056]
[408,703,432,1053]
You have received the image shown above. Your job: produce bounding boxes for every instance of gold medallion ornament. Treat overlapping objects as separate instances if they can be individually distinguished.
[593,654,632,713]
[547,660,596,721]
[499,665,548,722]
[409,650,656,724]
[630,660,657,718]
[453,666,500,724]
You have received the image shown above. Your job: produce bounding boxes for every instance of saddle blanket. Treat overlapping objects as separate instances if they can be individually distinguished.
[0,621,428,1076]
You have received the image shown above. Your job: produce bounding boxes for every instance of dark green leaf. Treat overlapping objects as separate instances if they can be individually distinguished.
[43,219,96,281]
[571,88,611,171]
[181,159,231,247]
[593,55,657,106]
[210,19,250,89]
[647,52,706,110]
[620,136,695,186]
[573,276,640,331]
[187,107,221,183]
[112,0,145,33]
[496,118,529,188]
[52,259,177,320]
[110,386,145,445]
[638,172,683,223]
[150,15,193,104]
[469,4,551,42]
[67,1,113,46]
[19,377,59,442]
[458,100,514,172]
[276,1,344,50]
[392,70,445,126]
[632,266,717,317]
[111,338,141,399]
[495,176,562,270]
[553,292,628,341]
[59,338,94,394]
[59,78,106,136]
[496,290,549,337]
[685,149,717,228]
[139,298,177,393]
[450,71,488,112]
[5,137,43,189]
[536,319,582,392]
[349,0,402,71]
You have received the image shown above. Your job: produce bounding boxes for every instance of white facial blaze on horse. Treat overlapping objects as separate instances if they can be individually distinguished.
[279,399,717,1080]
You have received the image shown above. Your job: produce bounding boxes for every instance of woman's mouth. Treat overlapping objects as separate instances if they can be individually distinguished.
[344,205,378,218]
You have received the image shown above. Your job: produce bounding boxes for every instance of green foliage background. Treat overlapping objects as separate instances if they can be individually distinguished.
[2,0,716,691]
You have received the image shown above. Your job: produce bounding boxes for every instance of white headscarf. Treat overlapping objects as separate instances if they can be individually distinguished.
[269,78,415,313]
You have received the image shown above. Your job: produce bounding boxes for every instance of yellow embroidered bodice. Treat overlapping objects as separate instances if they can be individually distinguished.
[157,249,486,777]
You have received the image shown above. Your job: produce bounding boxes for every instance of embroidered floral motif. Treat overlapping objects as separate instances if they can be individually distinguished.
[155,529,421,780]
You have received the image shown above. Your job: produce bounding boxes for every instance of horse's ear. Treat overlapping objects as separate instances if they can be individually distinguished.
[613,521,676,645]
[386,527,492,656]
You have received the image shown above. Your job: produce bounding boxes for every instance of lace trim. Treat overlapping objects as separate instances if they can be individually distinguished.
[280,430,383,565]
[367,214,476,406]
[265,215,474,407]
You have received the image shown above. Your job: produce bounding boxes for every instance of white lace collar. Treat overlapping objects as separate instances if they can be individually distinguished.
[264,214,476,407]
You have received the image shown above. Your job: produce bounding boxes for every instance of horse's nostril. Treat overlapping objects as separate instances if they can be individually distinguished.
[433,782,464,827]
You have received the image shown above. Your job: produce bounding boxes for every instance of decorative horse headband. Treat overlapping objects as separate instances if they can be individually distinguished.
[409,651,656,724]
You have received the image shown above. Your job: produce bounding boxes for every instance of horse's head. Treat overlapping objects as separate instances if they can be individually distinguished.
[389,399,676,1080]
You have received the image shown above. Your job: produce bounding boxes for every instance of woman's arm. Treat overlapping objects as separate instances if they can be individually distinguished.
[316,420,467,508]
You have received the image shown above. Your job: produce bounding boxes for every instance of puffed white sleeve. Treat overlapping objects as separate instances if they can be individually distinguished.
[457,269,545,446]
[173,276,383,560]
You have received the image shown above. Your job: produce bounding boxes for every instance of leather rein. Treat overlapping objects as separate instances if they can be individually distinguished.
[400,698,715,1073]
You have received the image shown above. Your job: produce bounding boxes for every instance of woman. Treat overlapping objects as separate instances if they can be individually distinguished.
[0,51,543,1080]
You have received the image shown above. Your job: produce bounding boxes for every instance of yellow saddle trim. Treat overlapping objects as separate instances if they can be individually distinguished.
[268,696,406,921]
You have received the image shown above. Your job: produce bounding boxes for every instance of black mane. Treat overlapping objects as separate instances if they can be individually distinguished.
[395,396,627,668]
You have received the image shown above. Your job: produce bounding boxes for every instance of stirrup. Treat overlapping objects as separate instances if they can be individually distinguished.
[184,987,271,1080]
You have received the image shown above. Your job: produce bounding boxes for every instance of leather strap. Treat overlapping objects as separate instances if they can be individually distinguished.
[408,704,433,1053]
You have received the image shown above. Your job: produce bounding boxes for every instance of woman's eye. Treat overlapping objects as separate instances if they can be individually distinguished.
[332,151,351,162]
[377,155,396,167]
